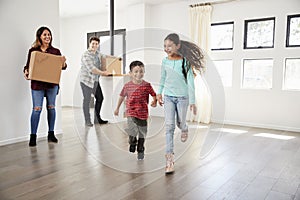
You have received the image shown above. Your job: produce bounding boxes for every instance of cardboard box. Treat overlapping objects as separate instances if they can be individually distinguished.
[105,56,122,75]
[28,51,64,84]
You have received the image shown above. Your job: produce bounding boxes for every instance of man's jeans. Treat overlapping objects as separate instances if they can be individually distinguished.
[80,82,104,123]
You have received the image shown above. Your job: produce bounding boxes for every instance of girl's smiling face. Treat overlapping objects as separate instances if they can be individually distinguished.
[164,39,180,57]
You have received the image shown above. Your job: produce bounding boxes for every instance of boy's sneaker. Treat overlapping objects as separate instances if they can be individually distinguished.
[137,152,144,160]
[129,144,136,153]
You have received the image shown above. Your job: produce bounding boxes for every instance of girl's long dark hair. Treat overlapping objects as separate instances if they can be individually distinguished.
[164,33,204,72]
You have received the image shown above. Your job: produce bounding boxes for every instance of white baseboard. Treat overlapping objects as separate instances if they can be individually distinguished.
[211,119,300,133]
[0,129,63,146]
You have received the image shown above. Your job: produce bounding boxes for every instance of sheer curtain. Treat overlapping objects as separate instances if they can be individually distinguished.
[187,5,212,124]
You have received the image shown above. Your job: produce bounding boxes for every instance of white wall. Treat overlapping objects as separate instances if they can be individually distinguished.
[60,3,148,107]
[0,0,61,145]
[210,0,300,131]
[60,13,110,107]
[60,0,300,132]
[147,0,300,131]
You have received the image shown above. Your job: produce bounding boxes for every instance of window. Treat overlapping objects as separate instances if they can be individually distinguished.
[213,60,233,87]
[244,17,275,49]
[211,22,234,50]
[284,58,300,90]
[242,59,273,89]
[286,14,300,47]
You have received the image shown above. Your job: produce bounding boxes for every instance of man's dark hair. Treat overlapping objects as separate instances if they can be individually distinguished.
[89,36,100,43]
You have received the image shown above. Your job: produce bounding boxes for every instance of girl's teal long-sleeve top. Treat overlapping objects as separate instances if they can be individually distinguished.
[158,57,195,104]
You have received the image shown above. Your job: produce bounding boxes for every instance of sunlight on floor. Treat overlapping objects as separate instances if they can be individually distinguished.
[254,133,296,140]
[189,124,209,129]
[211,128,248,134]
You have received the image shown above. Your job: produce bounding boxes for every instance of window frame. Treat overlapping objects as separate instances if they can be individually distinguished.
[286,14,300,48]
[243,17,275,49]
[283,57,300,91]
[213,59,233,87]
[211,21,234,51]
[242,58,274,90]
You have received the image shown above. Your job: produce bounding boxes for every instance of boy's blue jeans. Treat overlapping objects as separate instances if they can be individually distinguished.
[164,95,189,154]
[31,85,58,134]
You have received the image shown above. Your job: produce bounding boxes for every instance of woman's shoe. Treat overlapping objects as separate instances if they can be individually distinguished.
[29,134,37,147]
[48,131,58,143]
[165,153,175,174]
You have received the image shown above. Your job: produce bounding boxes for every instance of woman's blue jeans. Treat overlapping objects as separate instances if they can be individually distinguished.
[164,95,189,154]
[31,85,58,134]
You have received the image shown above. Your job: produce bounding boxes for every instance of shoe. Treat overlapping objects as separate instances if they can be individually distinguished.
[94,118,108,124]
[137,138,145,160]
[137,138,145,152]
[48,131,58,143]
[29,134,37,147]
[129,144,136,153]
[85,122,93,127]
[137,152,144,160]
[165,153,175,174]
[181,131,188,142]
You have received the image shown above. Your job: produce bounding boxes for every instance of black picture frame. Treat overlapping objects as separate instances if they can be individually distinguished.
[243,17,275,49]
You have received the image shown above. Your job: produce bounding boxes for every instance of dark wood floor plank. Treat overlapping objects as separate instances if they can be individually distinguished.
[1,107,300,200]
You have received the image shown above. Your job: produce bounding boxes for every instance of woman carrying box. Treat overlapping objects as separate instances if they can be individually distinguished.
[23,26,67,147]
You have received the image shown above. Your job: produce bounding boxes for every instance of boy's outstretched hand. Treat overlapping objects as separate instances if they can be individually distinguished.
[150,99,157,107]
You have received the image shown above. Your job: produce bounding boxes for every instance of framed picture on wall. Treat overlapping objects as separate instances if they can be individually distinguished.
[211,22,234,50]
[286,14,300,47]
[243,17,275,49]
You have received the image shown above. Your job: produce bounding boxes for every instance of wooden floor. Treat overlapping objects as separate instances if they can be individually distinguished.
[1,107,300,200]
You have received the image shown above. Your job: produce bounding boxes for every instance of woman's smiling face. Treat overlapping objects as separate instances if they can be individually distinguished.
[40,29,52,45]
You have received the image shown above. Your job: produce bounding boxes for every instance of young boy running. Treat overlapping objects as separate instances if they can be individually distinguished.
[114,61,157,160]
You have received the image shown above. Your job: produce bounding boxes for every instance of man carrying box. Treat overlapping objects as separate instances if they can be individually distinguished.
[80,36,111,126]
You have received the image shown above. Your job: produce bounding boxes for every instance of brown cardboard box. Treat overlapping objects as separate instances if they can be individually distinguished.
[28,51,63,84]
[105,56,122,75]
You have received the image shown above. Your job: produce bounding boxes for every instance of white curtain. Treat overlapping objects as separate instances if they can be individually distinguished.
[187,5,212,124]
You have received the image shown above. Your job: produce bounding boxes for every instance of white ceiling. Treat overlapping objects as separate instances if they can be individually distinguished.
[59,0,220,18]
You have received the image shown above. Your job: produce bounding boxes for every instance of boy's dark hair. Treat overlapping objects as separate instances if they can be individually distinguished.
[89,36,100,43]
[129,60,144,71]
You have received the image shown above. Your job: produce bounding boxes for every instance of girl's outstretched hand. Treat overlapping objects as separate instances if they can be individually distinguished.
[190,104,197,115]
[157,94,163,106]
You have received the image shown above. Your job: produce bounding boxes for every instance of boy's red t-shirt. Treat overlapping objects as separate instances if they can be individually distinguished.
[120,80,156,120]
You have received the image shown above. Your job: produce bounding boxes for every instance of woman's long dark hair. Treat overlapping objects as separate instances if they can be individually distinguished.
[32,26,53,48]
[164,33,205,73]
